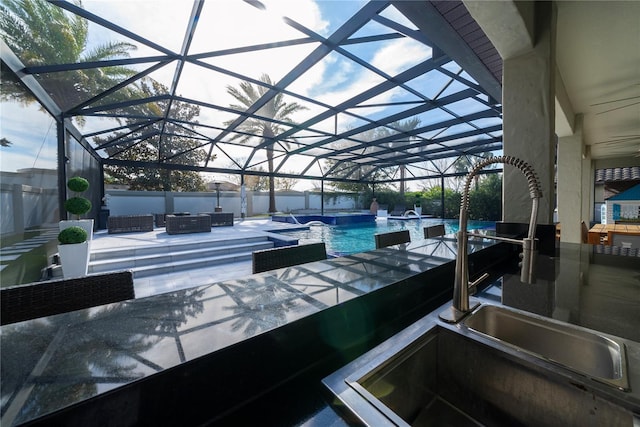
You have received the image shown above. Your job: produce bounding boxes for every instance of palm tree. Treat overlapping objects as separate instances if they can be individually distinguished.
[0,0,137,112]
[453,150,495,191]
[225,74,307,213]
[379,118,421,196]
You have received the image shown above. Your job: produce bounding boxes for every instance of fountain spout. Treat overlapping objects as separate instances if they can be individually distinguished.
[439,156,543,323]
[403,209,421,220]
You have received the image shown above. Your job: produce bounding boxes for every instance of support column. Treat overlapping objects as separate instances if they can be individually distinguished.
[582,149,593,225]
[502,2,556,224]
[247,191,254,217]
[57,121,67,220]
[321,180,324,216]
[164,192,174,214]
[11,184,24,234]
[440,175,445,219]
[557,115,585,243]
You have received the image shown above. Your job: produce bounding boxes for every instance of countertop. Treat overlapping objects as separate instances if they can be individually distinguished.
[2,238,638,426]
[1,234,498,426]
[322,243,640,426]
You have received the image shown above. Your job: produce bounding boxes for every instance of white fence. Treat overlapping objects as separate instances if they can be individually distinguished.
[104,190,362,218]
[0,186,363,236]
[1,183,58,235]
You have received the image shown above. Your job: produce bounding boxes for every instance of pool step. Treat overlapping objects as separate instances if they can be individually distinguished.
[88,236,273,278]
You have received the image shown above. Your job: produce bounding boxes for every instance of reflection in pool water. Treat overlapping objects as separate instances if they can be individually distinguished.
[275,219,495,257]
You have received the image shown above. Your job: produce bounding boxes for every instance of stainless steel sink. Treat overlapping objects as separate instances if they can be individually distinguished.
[338,325,634,426]
[463,304,629,391]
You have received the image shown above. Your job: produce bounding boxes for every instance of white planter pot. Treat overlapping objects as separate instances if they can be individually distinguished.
[60,219,94,247]
[57,241,90,278]
[414,206,422,216]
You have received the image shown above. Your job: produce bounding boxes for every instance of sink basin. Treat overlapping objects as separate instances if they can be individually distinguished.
[463,305,629,391]
[339,325,633,426]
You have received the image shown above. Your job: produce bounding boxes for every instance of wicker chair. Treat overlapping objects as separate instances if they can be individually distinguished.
[424,224,446,238]
[1,271,135,325]
[108,215,154,234]
[166,214,211,234]
[252,242,327,274]
[374,229,411,249]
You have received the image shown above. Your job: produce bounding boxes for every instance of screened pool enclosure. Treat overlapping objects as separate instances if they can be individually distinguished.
[2,0,503,190]
[1,0,504,284]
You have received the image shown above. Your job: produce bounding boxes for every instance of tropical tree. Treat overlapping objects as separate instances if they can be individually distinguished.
[0,0,137,114]
[243,168,269,191]
[98,79,209,191]
[327,128,395,195]
[275,174,299,191]
[453,150,495,190]
[376,118,421,196]
[468,172,502,220]
[406,187,461,218]
[225,74,307,213]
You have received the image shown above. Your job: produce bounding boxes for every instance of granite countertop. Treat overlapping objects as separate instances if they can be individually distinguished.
[0,235,495,426]
[3,238,638,426]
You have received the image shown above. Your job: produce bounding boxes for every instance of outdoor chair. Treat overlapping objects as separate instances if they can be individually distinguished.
[252,242,327,274]
[424,224,446,238]
[108,215,154,234]
[165,214,211,234]
[1,270,135,325]
[374,229,411,249]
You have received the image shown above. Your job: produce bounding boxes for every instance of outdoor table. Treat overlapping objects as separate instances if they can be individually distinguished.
[588,223,640,245]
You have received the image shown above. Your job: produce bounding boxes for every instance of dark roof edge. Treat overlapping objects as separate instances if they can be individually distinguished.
[391,0,502,102]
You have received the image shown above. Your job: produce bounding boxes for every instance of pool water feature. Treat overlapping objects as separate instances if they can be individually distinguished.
[275,219,494,257]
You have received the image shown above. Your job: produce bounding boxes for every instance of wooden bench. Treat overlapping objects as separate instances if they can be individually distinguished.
[166,214,211,235]
[108,215,154,234]
[1,271,135,325]
[252,242,327,274]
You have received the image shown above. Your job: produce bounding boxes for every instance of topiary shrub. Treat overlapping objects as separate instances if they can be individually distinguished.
[64,197,92,217]
[58,226,88,244]
[65,176,91,219]
[67,176,89,193]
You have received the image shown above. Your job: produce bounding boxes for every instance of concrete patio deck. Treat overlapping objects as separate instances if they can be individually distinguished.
[91,218,308,298]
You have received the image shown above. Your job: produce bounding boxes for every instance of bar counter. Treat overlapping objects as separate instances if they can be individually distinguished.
[2,237,639,426]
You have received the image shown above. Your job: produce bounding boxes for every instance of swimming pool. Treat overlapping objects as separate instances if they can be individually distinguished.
[275,219,495,257]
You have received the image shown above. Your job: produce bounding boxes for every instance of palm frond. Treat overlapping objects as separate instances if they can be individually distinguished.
[226,85,255,108]
[81,41,137,62]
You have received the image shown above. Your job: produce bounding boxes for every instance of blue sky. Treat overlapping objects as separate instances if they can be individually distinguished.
[1,0,493,190]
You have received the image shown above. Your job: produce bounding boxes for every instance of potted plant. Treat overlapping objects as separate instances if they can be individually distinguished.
[414,197,422,216]
[59,176,94,243]
[57,225,90,278]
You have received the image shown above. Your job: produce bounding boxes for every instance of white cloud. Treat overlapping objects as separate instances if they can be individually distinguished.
[13,1,438,183]
[370,38,431,74]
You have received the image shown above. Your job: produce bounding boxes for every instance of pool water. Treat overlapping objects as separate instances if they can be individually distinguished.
[276,219,495,257]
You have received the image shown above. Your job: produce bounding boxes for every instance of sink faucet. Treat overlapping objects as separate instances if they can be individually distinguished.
[440,155,543,323]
